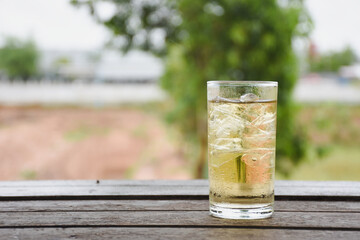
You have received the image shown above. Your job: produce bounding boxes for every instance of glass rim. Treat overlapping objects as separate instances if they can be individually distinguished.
[207,80,278,87]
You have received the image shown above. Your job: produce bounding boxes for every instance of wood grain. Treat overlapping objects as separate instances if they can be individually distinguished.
[1,180,359,239]
[1,180,359,199]
[1,228,359,240]
[1,211,359,229]
[1,200,360,213]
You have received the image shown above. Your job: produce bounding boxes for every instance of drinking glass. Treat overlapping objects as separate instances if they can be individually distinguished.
[207,81,278,219]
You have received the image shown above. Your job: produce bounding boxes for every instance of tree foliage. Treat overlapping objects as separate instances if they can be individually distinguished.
[0,37,39,80]
[310,46,357,73]
[73,0,311,176]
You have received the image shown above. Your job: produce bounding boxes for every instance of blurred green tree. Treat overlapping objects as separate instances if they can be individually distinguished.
[0,37,39,80]
[73,0,311,177]
[309,46,357,72]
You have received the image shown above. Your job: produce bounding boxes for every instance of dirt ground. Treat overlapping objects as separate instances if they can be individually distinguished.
[0,106,191,180]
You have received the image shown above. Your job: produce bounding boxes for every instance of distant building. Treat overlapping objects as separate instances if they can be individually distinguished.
[40,49,163,83]
[40,50,94,81]
[339,64,360,80]
[94,50,163,83]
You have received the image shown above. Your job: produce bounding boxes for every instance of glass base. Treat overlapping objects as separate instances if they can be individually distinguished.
[210,203,273,219]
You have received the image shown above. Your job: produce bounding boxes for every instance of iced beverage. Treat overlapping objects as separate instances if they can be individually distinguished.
[207,81,277,219]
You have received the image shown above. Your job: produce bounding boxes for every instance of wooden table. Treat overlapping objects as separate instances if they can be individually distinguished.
[1,180,359,239]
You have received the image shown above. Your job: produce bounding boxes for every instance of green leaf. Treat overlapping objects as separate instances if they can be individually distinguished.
[236,155,246,183]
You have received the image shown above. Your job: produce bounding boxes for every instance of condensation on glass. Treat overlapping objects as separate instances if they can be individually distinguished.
[207,81,278,219]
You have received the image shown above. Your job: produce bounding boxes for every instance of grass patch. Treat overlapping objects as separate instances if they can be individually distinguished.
[20,170,37,180]
[131,125,147,139]
[288,145,360,181]
[279,104,360,181]
[64,124,110,142]
[297,104,360,147]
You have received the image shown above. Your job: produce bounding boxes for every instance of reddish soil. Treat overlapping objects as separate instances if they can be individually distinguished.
[0,106,191,180]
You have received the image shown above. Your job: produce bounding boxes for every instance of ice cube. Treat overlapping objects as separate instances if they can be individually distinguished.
[251,112,275,127]
[212,96,242,103]
[209,103,245,138]
[240,93,259,102]
[212,137,243,152]
[242,135,275,149]
[241,150,275,167]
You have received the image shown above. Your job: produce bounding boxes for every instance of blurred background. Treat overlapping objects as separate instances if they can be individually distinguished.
[0,0,359,181]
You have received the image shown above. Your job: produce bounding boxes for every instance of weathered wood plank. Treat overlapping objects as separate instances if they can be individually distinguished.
[276,181,360,198]
[1,200,360,213]
[0,200,207,212]
[1,180,359,199]
[1,180,358,188]
[1,211,359,229]
[274,201,360,213]
[0,180,207,187]
[1,228,359,240]
[0,185,206,199]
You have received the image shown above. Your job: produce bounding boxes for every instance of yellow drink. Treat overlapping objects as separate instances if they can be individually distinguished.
[208,98,276,218]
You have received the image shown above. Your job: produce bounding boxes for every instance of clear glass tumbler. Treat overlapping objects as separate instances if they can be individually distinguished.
[207,81,278,219]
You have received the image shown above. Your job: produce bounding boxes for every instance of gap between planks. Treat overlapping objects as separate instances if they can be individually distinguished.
[1,227,359,240]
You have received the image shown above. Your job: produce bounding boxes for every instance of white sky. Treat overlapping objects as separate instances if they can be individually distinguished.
[0,0,111,51]
[0,0,359,55]
[305,0,360,54]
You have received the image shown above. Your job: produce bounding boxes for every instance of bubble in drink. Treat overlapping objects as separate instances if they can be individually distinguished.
[208,97,276,209]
